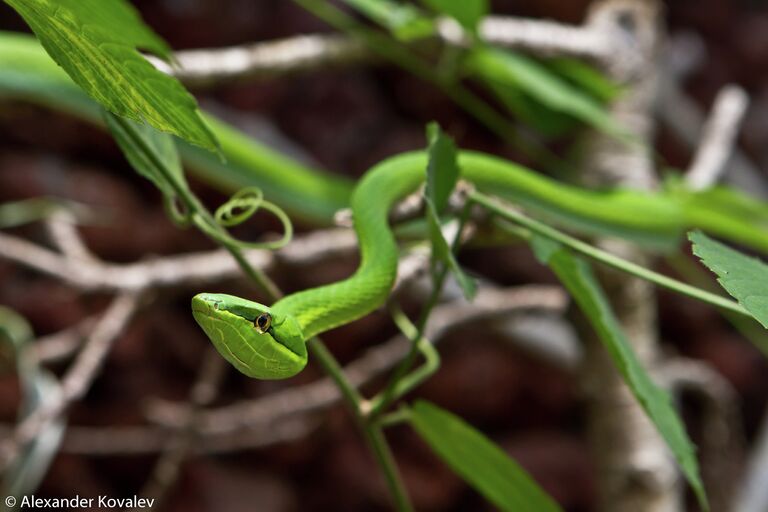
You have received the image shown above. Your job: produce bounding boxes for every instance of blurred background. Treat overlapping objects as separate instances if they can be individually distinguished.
[1,1,767,511]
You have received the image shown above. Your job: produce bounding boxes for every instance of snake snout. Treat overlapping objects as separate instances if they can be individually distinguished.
[191,293,222,314]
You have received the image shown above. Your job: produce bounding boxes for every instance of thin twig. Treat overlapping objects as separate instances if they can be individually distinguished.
[44,210,96,261]
[28,285,565,458]
[0,292,141,470]
[734,408,768,512]
[136,350,228,510]
[151,34,369,87]
[150,15,614,87]
[0,417,318,456]
[659,33,768,199]
[0,228,356,292]
[686,86,749,191]
[659,358,743,512]
[31,316,98,363]
[440,16,611,62]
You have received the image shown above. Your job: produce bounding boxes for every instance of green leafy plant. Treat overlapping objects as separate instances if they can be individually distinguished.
[3,1,768,511]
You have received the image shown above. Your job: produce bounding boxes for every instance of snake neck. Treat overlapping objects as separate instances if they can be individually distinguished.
[272,155,426,339]
[271,148,715,341]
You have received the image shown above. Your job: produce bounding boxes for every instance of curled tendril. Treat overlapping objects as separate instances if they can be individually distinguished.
[214,187,265,227]
[195,187,293,250]
[163,195,192,227]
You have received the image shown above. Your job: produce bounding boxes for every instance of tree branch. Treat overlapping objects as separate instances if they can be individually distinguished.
[150,14,619,87]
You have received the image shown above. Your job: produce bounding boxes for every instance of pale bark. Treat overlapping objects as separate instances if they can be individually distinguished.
[577,2,682,511]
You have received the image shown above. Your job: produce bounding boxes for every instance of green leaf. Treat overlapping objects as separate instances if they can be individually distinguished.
[4,0,218,151]
[410,400,562,512]
[466,48,628,138]
[545,58,621,102]
[421,0,487,34]
[425,122,460,213]
[485,79,578,138]
[0,31,353,224]
[2,371,66,504]
[423,123,475,299]
[0,306,32,355]
[0,307,65,502]
[690,231,768,329]
[341,0,434,41]
[533,237,708,509]
[426,199,476,299]
[105,111,185,199]
[106,111,190,225]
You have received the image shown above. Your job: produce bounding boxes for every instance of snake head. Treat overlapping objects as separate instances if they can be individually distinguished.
[191,293,307,379]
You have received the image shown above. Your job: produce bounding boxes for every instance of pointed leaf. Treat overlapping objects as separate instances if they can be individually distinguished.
[411,400,562,512]
[533,237,707,509]
[466,48,628,138]
[689,231,768,328]
[426,199,476,299]
[105,111,185,198]
[425,122,460,213]
[4,0,218,151]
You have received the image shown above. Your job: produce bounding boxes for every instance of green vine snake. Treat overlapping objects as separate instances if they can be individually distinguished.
[190,151,768,379]
[3,31,768,379]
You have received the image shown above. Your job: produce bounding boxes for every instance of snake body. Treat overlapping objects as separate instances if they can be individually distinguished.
[3,32,768,379]
[191,151,768,379]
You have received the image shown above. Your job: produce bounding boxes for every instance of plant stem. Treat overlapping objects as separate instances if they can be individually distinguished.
[471,190,750,318]
[368,276,448,422]
[307,339,413,512]
[120,117,413,510]
[308,338,363,408]
[365,428,413,511]
[368,305,440,414]
[376,407,413,429]
[117,116,283,300]
[370,205,471,418]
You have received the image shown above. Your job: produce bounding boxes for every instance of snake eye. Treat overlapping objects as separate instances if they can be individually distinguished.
[255,313,272,333]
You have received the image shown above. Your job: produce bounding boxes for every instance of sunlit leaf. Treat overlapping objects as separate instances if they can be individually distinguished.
[4,0,218,151]
[341,0,434,40]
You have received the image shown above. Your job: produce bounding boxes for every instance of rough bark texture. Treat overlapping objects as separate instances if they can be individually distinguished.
[578,2,682,511]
